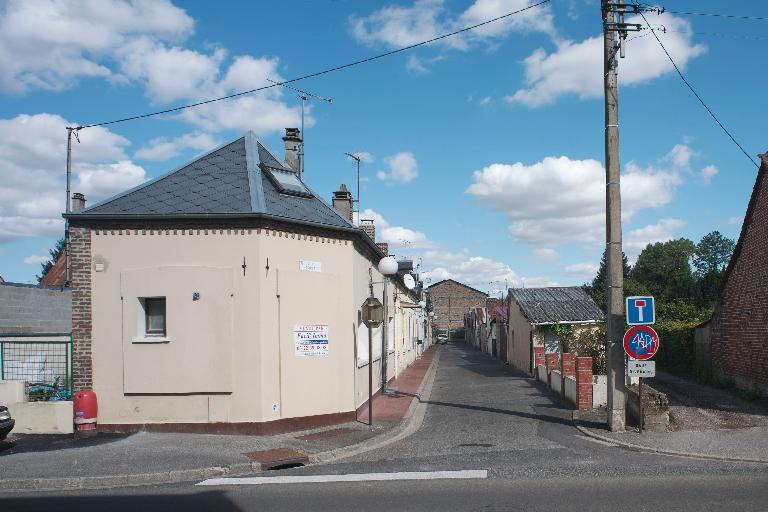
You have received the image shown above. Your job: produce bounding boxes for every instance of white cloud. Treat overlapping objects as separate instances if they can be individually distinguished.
[348,151,374,164]
[0,113,145,242]
[23,254,49,265]
[507,13,706,107]
[376,152,419,184]
[727,216,743,225]
[534,248,558,262]
[665,143,695,169]
[624,218,686,260]
[478,96,492,106]
[350,0,553,56]
[466,153,682,247]
[0,2,302,137]
[135,132,218,161]
[0,0,193,93]
[355,208,554,293]
[357,209,431,249]
[116,38,225,104]
[564,262,598,277]
[698,164,718,184]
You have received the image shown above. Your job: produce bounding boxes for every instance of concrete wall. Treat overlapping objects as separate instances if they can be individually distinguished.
[592,375,607,407]
[7,401,74,434]
[0,380,26,404]
[0,282,71,334]
[507,297,533,374]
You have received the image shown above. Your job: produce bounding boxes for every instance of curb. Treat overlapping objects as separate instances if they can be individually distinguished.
[0,462,263,492]
[572,412,768,464]
[0,347,442,492]
[311,346,441,464]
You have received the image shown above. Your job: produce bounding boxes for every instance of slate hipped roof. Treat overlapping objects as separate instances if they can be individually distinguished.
[65,132,355,232]
[509,286,603,325]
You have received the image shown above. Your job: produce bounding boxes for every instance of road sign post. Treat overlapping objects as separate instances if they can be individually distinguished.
[624,325,660,434]
[361,297,383,427]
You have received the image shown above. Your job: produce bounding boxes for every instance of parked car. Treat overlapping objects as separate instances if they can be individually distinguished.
[0,406,14,440]
[436,333,449,344]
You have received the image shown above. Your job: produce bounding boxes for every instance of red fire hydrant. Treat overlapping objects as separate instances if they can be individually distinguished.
[73,390,98,434]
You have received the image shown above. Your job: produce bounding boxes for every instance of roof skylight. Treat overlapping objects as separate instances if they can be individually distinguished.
[264,167,312,197]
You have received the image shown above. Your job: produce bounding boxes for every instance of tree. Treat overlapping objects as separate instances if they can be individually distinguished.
[37,238,65,283]
[586,249,631,311]
[693,231,735,305]
[630,238,696,302]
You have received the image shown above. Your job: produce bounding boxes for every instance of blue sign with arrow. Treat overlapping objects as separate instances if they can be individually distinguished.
[626,296,655,325]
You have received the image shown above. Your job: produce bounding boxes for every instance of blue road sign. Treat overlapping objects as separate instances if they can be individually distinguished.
[626,296,655,325]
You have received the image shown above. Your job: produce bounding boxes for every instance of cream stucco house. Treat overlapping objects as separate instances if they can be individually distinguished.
[63,129,429,434]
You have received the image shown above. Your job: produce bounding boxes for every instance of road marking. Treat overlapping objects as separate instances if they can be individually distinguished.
[196,470,488,486]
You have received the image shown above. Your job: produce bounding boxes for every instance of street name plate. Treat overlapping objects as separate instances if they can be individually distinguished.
[627,359,656,378]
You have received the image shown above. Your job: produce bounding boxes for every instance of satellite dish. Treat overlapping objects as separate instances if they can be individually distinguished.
[403,274,416,290]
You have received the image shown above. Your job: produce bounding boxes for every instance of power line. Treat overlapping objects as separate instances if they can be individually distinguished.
[669,29,768,42]
[663,10,768,22]
[635,6,759,168]
[76,0,550,130]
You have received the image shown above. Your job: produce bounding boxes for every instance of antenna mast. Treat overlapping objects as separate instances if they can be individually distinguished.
[268,79,332,174]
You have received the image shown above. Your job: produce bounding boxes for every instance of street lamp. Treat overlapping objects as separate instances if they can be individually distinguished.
[377,256,398,396]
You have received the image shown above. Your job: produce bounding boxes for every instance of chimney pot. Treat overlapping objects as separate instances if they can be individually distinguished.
[332,183,354,222]
[72,192,86,213]
[282,128,302,173]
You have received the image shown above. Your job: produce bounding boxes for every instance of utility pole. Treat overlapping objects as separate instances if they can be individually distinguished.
[64,126,79,286]
[601,0,643,431]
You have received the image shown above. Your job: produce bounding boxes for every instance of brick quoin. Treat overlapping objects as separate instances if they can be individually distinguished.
[710,154,768,396]
[70,226,93,391]
[575,356,593,410]
[561,352,575,397]
[533,346,545,369]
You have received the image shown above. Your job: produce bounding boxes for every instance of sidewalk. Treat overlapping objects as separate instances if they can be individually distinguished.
[0,345,439,491]
[574,407,768,463]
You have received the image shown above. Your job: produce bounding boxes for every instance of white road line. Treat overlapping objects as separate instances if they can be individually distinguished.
[196,470,488,486]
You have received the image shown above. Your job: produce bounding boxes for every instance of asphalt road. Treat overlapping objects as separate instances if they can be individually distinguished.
[4,343,768,511]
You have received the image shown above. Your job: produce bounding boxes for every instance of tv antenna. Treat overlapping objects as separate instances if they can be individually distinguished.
[267,78,332,173]
[344,152,362,217]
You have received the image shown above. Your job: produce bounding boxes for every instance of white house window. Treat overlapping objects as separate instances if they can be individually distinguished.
[133,297,169,343]
[144,298,166,336]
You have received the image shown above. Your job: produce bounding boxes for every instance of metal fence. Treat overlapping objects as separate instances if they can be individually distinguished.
[0,333,73,401]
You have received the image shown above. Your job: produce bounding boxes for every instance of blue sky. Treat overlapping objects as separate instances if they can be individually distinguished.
[0,0,764,294]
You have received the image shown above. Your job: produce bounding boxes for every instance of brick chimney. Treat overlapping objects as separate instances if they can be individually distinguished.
[376,243,389,255]
[332,184,354,222]
[360,219,375,241]
[282,128,302,173]
[71,192,86,213]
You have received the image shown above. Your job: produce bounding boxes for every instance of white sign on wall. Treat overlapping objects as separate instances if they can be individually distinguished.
[627,359,656,378]
[300,260,321,272]
[294,324,329,357]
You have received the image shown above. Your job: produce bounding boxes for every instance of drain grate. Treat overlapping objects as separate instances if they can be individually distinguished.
[243,448,309,470]
[457,443,495,448]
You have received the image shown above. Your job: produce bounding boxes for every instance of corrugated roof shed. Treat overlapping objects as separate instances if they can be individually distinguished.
[510,287,603,325]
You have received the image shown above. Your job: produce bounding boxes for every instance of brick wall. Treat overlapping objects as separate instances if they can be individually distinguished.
[70,226,93,391]
[576,356,593,410]
[710,155,768,396]
[426,280,486,331]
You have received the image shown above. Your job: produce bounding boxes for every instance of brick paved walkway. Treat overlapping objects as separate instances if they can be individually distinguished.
[357,345,438,422]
